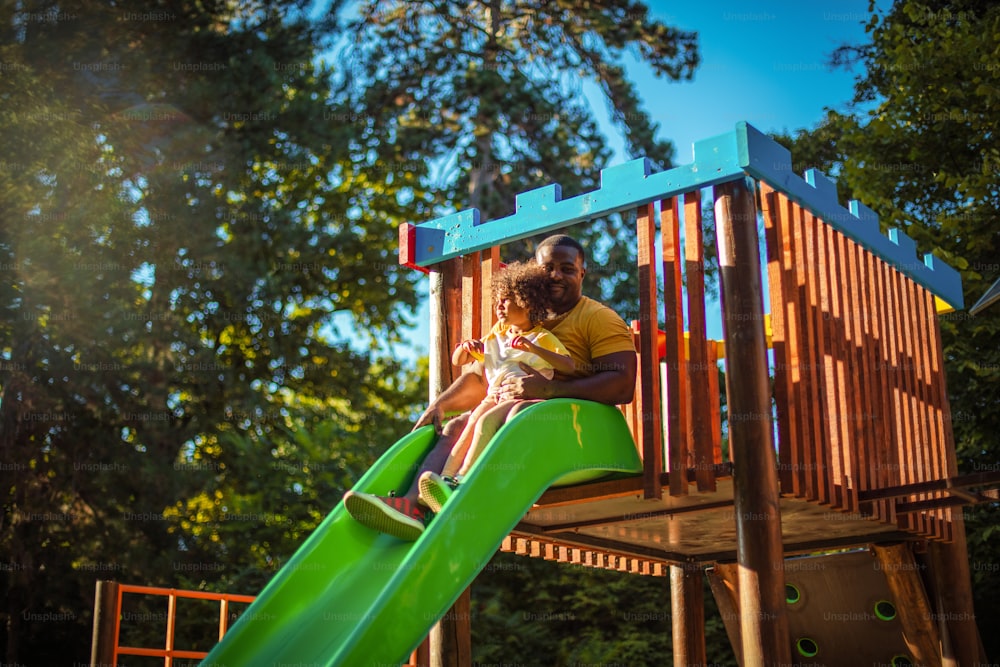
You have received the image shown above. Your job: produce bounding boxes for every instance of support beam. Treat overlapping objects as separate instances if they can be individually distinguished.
[429,588,472,667]
[926,517,986,666]
[427,258,472,666]
[924,297,987,666]
[714,179,791,666]
[706,563,743,665]
[872,544,943,666]
[89,580,119,667]
[671,564,706,666]
[858,469,1000,501]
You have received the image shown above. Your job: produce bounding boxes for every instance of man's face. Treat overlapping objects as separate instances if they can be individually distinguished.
[536,244,586,313]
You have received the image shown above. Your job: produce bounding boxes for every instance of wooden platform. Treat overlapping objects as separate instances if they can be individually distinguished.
[505,474,913,570]
[411,124,985,664]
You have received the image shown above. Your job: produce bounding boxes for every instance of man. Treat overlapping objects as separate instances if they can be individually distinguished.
[344,234,637,540]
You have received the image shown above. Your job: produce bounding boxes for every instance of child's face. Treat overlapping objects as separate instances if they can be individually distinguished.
[495,295,532,329]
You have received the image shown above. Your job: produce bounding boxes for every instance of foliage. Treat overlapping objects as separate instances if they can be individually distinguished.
[470,552,736,665]
[775,0,1000,653]
[0,1,426,663]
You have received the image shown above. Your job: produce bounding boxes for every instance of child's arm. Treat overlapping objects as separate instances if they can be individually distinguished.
[510,336,575,375]
[452,339,485,366]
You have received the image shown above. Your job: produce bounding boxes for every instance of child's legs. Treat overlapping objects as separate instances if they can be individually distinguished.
[440,399,496,479]
[507,399,542,420]
[455,399,523,478]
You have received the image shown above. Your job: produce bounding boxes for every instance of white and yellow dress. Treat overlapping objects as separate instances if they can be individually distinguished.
[469,322,570,392]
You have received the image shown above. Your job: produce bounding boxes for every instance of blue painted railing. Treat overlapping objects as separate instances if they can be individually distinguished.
[400,121,963,310]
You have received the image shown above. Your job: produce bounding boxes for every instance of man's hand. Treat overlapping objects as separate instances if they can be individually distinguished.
[413,403,444,434]
[495,351,637,405]
[495,363,553,401]
[412,369,490,432]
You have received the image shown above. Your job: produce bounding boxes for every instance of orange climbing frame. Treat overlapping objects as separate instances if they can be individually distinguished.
[90,580,427,666]
[95,582,255,665]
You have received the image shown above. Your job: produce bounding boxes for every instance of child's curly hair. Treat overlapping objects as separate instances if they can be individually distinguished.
[491,261,552,326]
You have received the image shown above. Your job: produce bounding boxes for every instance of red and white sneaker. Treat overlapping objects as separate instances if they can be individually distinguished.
[343,490,428,541]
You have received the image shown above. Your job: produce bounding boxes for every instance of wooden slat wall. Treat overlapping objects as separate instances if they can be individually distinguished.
[763,188,797,495]
[684,190,716,492]
[460,247,500,353]
[621,326,641,452]
[925,288,955,543]
[871,249,898,526]
[622,195,726,496]
[461,252,482,342]
[708,343,723,466]
[483,248,500,336]
[661,197,688,496]
[889,267,911,530]
[914,280,951,539]
[805,206,834,506]
[760,182,954,541]
[844,235,875,519]
[636,203,664,499]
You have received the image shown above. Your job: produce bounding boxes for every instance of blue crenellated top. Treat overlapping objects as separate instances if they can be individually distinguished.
[400,121,963,310]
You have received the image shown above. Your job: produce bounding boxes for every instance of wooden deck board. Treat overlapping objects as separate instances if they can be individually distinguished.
[511,477,905,564]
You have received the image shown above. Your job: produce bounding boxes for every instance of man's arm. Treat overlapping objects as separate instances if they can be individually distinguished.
[497,350,637,406]
[412,368,489,430]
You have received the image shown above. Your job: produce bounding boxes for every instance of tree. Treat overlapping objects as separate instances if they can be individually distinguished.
[775,0,1000,653]
[0,1,427,663]
[342,0,700,312]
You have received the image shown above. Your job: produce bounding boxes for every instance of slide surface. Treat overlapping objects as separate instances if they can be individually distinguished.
[200,399,642,666]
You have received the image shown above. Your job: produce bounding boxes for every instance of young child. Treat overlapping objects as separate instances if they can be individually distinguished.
[416,261,574,512]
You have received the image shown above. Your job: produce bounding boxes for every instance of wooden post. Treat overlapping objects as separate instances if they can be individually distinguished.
[713,179,791,666]
[926,510,985,666]
[684,189,716,493]
[706,563,744,665]
[429,588,472,667]
[924,284,986,666]
[671,563,706,666]
[872,543,943,666]
[636,204,664,499]
[90,580,119,667]
[661,198,688,497]
[427,257,472,667]
[429,258,464,395]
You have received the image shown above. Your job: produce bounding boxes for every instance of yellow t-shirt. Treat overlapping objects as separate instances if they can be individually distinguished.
[472,322,570,390]
[541,296,635,378]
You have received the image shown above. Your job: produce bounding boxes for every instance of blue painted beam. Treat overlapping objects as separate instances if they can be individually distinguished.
[403,121,964,310]
[735,122,964,309]
[404,130,748,266]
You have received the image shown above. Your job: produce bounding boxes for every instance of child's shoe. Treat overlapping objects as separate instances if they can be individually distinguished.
[417,472,460,514]
[343,490,427,541]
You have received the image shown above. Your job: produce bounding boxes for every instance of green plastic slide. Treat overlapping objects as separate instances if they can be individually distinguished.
[199,399,642,666]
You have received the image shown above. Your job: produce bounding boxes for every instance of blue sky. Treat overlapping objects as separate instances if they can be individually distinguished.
[606,0,877,162]
[402,0,882,358]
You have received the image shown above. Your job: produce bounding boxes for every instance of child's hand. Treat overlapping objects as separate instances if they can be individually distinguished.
[452,339,485,366]
[510,335,534,352]
[458,339,484,356]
